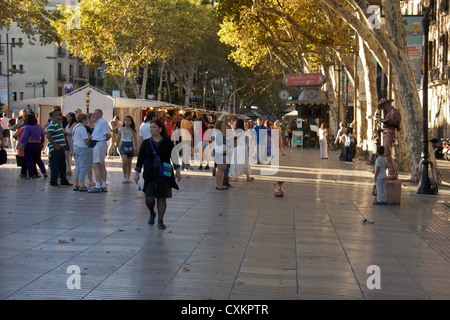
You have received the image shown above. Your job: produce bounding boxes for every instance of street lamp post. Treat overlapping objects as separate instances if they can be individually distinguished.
[39,78,48,98]
[417,0,437,194]
[1,34,25,116]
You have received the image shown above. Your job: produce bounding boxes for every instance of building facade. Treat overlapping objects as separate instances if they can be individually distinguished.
[427,0,450,139]
[0,0,104,115]
[397,0,449,139]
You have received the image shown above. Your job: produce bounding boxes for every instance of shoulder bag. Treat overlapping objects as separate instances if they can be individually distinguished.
[149,139,173,179]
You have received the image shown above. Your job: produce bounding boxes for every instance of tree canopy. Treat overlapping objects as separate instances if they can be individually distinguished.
[216,0,347,73]
[0,0,60,44]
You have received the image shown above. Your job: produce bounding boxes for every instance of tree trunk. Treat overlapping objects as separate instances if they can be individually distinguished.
[323,65,339,134]
[321,0,424,181]
[359,37,378,155]
[112,74,128,98]
[140,59,149,100]
[157,60,166,101]
[183,68,195,107]
[165,71,171,103]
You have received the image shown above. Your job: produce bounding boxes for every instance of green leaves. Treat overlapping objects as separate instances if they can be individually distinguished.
[216,0,344,73]
[0,0,60,45]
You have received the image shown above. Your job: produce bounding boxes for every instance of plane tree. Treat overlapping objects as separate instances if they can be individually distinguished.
[215,0,429,181]
[0,0,60,44]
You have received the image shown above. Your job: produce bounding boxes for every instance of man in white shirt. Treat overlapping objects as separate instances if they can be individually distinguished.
[0,113,11,148]
[89,109,111,193]
[334,122,347,161]
[138,111,156,148]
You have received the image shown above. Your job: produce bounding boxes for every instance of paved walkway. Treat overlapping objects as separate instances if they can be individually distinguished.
[0,146,449,300]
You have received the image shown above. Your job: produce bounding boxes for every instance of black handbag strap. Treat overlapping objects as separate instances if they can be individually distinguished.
[148,139,161,164]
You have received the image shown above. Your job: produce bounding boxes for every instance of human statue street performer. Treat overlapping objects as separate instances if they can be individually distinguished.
[376,98,401,180]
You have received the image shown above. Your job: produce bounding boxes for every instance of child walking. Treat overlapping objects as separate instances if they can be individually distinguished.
[373,146,387,205]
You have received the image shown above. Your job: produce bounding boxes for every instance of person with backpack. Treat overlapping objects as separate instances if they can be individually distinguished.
[343,127,355,164]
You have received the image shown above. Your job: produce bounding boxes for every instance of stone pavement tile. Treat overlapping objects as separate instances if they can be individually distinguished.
[297,280,364,300]
[158,282,234,300]
[362,290,430,300]
[1,148,450,300]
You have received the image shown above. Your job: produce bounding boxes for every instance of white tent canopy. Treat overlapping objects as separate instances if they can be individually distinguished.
[64,85,115,121]
[284,110,298,117]
[115,97,179,110]
[18,96,63,107]
[19,84,180,124]
[18,83,249,129]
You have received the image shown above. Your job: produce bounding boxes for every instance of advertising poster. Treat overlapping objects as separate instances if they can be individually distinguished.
[64,83,73,94]
[292,130,303,147]
[404,16,423,88]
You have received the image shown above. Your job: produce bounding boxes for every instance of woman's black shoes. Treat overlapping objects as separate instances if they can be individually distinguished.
[158,221,166,230]
[148,213,156,225]
[148,213,165,229]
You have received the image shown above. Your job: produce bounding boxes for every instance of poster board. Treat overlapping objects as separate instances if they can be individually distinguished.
[292,130,303,148]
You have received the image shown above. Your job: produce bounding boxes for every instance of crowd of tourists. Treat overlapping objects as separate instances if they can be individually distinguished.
[0,97,397,221]
[1,107,293,229]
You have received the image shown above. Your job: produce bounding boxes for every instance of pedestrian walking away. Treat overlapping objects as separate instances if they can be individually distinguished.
[230,118,254,183]
[213,120,228,190]
[85,113,96,187]
[343,127,355,164]
[72,113,92,192]
[335,122,347,161]
[18,114,47,179]
[13,124,28,178]
[88,109,111,193]
[64,112,76,176]
[139,111,156,149]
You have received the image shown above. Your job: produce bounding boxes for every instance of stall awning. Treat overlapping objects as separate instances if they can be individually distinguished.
[114,97,180,110]
[17,96,63,107]
[287,87,333,105]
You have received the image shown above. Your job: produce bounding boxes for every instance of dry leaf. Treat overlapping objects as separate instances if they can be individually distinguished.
[183,267,190,272]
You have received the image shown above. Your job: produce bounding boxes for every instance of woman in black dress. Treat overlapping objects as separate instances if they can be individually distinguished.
[134,119,181,229]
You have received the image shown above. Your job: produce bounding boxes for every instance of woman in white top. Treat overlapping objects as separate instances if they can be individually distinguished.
[118,115,138,183]
[319,122,328,159]
[72,113,92,191]
[274,120,287,156]
[65,112,77,175]
[230,119,254,182]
